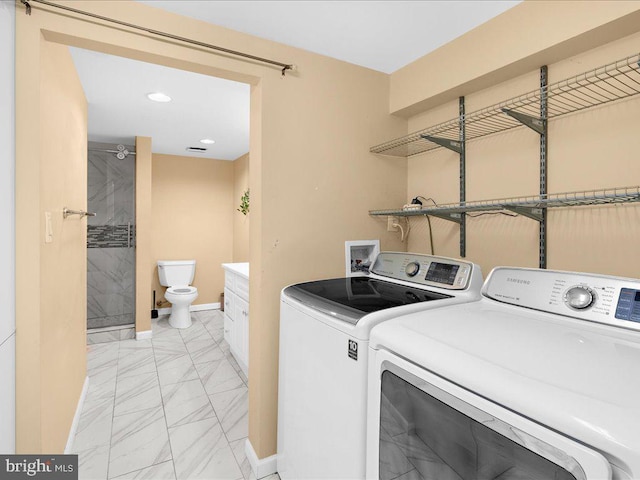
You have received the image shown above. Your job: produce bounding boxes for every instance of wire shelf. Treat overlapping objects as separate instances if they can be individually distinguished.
[371,53,640,157]
[369,186,640,218]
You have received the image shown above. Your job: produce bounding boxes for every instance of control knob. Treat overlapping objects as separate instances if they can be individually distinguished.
[405,262,420,277]
[564,286,595,310]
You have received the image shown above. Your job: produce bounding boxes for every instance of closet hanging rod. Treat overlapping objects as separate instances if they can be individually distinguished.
[20,0,296,76]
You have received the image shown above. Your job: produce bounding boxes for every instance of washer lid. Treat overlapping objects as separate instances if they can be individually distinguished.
[284,277,451,325]
[371,300,640,473]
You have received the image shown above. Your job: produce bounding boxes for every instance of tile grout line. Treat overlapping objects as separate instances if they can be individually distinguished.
[192,311,249,480]
[151,317,180,480]
[105,339,121,480]
[200,330,249,479]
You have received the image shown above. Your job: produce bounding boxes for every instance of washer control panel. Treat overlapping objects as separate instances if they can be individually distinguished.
[615,289,640,323]
[484,267,640,331]
[371,252,475,290]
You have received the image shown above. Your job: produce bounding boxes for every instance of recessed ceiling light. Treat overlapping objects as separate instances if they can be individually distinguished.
[200,139,215,145]
[147,92,172,103]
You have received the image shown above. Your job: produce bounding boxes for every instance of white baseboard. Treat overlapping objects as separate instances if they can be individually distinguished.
[192,302,220,312]
[158,303,220,316]
[65,376,89,454]
[136,330,153,340]
[245,439,278,479]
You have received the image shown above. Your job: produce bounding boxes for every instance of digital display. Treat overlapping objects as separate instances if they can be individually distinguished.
[425,262,460,285]
[615,288,640,323]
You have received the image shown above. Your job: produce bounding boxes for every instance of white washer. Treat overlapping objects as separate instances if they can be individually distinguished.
[277,252,483,480]
[367,267,640,480]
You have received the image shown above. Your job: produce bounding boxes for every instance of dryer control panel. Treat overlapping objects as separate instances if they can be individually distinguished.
[483,267,640,331]
[370,252,477,290]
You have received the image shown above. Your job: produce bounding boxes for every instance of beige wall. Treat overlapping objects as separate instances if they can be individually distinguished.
[402,13,640,279]
[391,1,640,117]
[11,0,407,459]
[136,137,153,333]
[19,0,640,461]
[151,153,235,307]
[233,152,250,262]
[15,35,87,452]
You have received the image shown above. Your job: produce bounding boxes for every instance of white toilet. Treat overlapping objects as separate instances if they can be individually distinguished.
[157,260,199,329]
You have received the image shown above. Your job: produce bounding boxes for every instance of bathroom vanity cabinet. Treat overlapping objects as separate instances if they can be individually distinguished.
[222,263,249,378]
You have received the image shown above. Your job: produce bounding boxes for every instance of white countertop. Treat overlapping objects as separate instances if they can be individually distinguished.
[222,262,249,279]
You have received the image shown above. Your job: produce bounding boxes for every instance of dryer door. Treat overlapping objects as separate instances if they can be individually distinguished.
[366,349,612,480]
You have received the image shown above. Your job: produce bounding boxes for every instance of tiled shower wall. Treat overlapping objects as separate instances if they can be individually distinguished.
[87,142,136,330]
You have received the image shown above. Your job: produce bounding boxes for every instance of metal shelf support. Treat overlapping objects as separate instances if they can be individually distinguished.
[459,96,466,258]
[420,135,463,154]
[503,206,544,222]
[428,212,464,224]
[501,108,545,134]
[539,66,548,269]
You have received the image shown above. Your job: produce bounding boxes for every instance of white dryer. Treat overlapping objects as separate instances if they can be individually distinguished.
[367,267,640,480]
[277,252,483,480]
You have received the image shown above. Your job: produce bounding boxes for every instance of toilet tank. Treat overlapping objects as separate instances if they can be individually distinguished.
[157,260,196,287]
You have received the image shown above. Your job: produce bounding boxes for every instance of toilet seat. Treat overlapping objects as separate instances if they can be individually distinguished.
[167,286,198,295]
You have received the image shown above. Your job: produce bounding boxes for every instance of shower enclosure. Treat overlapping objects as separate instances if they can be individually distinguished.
[86,141,136,337]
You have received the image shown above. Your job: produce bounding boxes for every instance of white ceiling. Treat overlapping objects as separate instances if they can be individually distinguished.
[139,1,520,74]
[70,1,520,160]
[70,48,251,160]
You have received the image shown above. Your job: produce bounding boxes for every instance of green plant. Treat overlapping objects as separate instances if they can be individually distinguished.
[238,189,250,215]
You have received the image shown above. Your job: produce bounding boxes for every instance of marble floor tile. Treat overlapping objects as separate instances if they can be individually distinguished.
[87,365,118,401]
[152,317,178,337]
[186,339,225,365]
[117,348,156,378]
[193,310,222,325]
[87,330,122,345]
[87,342,120,374]
[110,460,176,480]
[119,338,152,352]
[76,443,110,480]
[120,328,136,341]
[195,358,244,396]
[109,406,172,479]
[75,395,115,449]
[209,386,248,442]
[179,322,211,344]
[160,379,215,428]
[153,338,188,359]
[248,474,281,480]
[114,372,162,417]
[230,438,251,480]
[218,339,231,355]
[156,354,199,386]
[75,309,254,480]
[169,417,243,480]
[226,353,243,374]
[205,322,225,344]
[239,370,248,386]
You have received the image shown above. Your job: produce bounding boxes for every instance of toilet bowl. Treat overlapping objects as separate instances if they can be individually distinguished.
[157,260,198,329]
[164,285,198,328]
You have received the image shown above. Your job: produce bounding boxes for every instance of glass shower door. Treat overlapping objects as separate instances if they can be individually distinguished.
[86,142,136,330]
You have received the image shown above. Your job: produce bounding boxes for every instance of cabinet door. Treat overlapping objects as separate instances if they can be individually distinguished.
[235,296,249,369]
[223,287,235,347]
